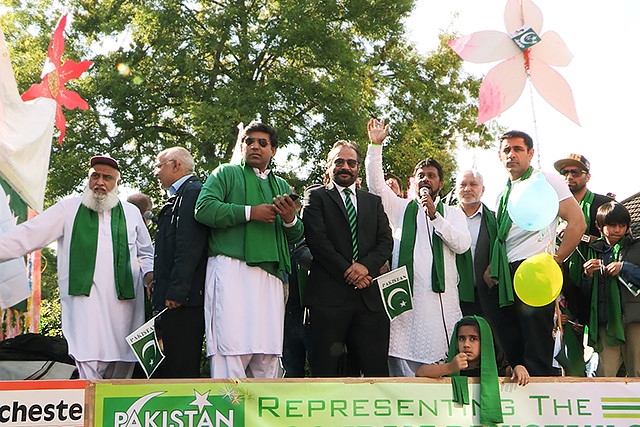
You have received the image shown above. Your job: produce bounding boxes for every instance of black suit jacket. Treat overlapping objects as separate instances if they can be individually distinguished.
[474,213,491,288]
[302,183,392,311]
[152,176,209,311]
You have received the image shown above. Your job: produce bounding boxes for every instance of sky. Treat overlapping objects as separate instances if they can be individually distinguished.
[404,0,640,205]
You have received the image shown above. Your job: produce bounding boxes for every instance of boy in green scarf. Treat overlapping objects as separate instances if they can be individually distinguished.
[416,316,529,427]
[415,316,529,383]
[583,201,640,377]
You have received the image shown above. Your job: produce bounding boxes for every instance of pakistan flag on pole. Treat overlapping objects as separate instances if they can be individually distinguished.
[126,309,167,378]
[377,266,413,320]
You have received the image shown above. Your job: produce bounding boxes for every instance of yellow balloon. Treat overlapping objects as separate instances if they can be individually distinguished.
[514,253,562,307]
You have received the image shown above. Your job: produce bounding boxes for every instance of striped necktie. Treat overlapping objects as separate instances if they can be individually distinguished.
[343,188,358,261]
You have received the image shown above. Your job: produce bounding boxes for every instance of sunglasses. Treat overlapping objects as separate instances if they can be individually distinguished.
[560,169,586,177]
[333,158,358,168]
[244,137,270,148]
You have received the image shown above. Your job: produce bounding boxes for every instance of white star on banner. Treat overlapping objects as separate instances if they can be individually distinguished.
[189,390,213,413]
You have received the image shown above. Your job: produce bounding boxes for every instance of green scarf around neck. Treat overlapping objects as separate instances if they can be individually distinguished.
[567,190,595,285]
[448,316,503,426]
[490,166,533,307]
[69,201,135,300]
[587,238,625,352]
[242,164,292,278]
[398,198,445,292]
[456,204,497,302]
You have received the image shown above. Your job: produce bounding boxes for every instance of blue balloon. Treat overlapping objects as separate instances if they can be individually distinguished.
[507,173,559,231]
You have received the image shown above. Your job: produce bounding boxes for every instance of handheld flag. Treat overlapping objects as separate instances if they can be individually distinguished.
[377,266,413,320]
[126,308,167,378]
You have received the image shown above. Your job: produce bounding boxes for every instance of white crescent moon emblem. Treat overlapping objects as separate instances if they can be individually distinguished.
[387,287,408,310]
[125,391,165,420]
[142,340,156,359]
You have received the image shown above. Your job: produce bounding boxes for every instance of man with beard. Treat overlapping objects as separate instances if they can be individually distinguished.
[0,155,154,379]
[194,122,303,379]
[455,170,500,321]
[553,154,613,326]
[303,139,393,377]
[365,118,470,377]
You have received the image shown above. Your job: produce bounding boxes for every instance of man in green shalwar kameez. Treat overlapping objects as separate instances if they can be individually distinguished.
[195,122,304,379]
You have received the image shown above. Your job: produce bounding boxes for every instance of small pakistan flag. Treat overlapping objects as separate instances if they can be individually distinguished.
[377,266,413,320]
[126,309,166,378]
[509,24,541,50]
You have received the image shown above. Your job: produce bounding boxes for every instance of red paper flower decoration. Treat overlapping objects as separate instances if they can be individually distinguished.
[448,0,579,126]
[21,15,92,145]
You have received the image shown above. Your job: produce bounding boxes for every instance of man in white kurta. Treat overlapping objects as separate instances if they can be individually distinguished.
[365,118,471,376]
[0,156,153,379]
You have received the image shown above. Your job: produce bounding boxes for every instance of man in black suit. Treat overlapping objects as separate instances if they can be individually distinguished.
[151,146,209,377]
[303,140,393,377]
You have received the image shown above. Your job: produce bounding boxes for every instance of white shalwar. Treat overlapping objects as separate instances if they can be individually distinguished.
[204,255,285,378]
[366,145,471,373]
[0,197,153,366]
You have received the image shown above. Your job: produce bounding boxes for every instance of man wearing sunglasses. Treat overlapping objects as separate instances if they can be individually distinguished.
[303,139,393,377]
[554,154,613,330]
[194,122,303,379]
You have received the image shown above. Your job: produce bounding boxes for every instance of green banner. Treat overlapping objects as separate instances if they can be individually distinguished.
[93,379,640,427]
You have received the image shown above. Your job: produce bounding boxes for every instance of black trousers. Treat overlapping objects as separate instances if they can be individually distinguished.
[153,305,205,378]
[309,296,389,377]
[492,260,561,376]
[282,307,311,378]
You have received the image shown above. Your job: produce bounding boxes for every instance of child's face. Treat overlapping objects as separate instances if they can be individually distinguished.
[457,325,481,366]
[601,223,628,246]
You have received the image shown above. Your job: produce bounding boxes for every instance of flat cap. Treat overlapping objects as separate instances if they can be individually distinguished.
[90,155,119,170]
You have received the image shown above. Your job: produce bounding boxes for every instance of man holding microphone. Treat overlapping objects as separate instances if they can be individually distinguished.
[365,118,470,376]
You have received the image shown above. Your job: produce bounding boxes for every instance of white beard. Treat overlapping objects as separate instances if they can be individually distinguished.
[81,185,120,213]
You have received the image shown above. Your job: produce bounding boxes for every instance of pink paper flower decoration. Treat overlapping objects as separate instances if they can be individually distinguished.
[21,15,93,145]
[448,0,579,126]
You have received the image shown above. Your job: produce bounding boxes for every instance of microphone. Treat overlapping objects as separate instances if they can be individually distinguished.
[143,211,158,223]
[418,187,431,217]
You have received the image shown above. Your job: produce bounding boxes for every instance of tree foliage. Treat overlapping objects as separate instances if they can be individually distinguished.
[39,247,62,337]
[0,0,490,203]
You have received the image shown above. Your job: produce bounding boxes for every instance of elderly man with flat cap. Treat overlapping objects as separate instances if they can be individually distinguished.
[554,154,613,329]
[0,155,154,379]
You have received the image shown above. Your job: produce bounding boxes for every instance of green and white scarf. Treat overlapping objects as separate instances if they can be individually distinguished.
[448,316,503,427]
[490,166,533,307]
[69,201,134,300]
[398,198,445,292]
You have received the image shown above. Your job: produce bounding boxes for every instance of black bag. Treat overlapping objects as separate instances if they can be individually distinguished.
[0,333,77,379]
